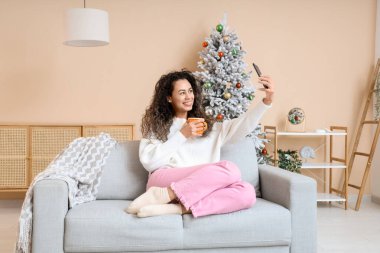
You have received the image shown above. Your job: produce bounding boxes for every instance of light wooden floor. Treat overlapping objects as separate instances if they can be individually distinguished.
[1,199,380,253]
[317,199,380,253]
[0,200,22,253]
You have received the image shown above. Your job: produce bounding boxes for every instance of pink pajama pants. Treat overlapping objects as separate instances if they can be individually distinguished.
[146,160,256,218]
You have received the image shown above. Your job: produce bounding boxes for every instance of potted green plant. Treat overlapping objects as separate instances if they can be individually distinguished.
[277,149,302,173]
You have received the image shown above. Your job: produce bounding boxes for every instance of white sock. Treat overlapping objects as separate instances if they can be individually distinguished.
[137,204,183,218]
[125,187,171,214]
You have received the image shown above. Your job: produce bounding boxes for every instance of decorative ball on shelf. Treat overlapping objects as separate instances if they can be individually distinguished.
[241,73,247,78]
[216,24,223,32]
[300,146,316,159]
[261,148,268,155]
[288,107,305,125]
[216,113,224,121]
[236,82,241,89]
[223,35,230,42]
[203,82,212,89]
[231,48,238,56]
[199,59,205,65]
[202,41,208,48]
[218,51,224,58]
[248,94,254,100]
[223,92,232,100]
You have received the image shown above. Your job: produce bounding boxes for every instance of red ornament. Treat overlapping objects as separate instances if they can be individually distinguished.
[261,148,268,155]
[236,83,241,88]
[218,52,224,58]
[216,113,224,121]
[202,41,208,48]
[294,116,299,121]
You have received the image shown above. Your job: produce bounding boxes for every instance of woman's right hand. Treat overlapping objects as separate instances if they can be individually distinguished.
[258,75,274,105]
[180,119,205,138]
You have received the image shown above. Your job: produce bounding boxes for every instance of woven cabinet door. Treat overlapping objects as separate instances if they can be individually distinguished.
[30,126,82,181]
[0,126,29,189]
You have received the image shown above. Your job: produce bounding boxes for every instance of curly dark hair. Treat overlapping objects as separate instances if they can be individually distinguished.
[141,70,214,141]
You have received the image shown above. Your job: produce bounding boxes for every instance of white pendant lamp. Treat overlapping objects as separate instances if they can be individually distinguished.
[64,0,109,47]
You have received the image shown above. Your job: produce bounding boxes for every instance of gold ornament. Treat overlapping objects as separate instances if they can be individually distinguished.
[223,35,230,42]
[223,92,232,100]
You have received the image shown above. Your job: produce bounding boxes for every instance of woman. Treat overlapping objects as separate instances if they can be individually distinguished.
[126,70,274,218]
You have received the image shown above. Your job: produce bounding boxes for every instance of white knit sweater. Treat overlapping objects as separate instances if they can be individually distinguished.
[139,100,271,172]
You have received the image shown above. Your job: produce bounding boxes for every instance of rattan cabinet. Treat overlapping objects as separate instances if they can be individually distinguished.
[0,125,133,198]
[0,126,29,190]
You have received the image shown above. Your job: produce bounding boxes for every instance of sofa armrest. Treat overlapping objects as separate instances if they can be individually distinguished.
[32,179,68,253]
[259,164,317,253]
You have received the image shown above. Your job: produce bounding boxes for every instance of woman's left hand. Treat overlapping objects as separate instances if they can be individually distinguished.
[258,75,274,105]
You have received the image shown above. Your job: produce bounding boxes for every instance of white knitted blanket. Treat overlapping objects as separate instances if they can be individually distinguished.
[15,133,117,253]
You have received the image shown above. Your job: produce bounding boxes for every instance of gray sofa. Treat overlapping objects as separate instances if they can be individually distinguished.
[31,140,317,253]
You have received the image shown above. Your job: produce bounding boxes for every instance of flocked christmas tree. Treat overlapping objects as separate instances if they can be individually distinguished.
[246,124,273,165]
[194,15,271,164]
[194,16,254,121]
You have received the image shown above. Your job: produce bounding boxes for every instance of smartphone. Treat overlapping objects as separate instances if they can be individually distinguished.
[252,62,268,89]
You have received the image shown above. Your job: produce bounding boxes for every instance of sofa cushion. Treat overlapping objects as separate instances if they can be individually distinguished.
[64,199,290,252]
[221,139,261,197]
[64,200,184,252]
[97,141,148,200]
[183,198,291,249]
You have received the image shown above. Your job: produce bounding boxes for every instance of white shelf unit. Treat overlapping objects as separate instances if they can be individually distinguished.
[276,131,347,136]
[264,126,348,209]
[317,193,346,202]
[301,162,346,169]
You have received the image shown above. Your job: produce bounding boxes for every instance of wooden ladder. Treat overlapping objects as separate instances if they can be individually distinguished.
[347,58,380,211]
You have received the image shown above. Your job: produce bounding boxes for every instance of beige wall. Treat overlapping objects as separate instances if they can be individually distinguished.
[0,0,377,194]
